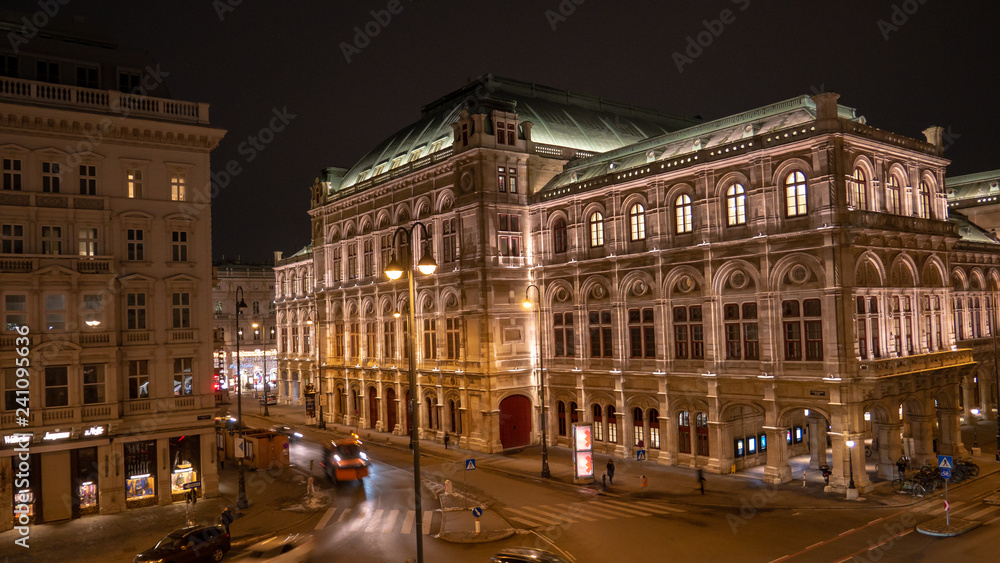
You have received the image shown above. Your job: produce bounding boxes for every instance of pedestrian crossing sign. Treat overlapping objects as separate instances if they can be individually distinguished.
[466,458,476,470]
[636,449,647,461]
[938,455,953,470]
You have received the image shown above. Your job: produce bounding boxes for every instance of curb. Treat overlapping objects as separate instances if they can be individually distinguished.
[915,516,982,537]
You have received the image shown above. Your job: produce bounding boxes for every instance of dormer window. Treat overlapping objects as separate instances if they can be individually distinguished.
[429,136,449,154]
[372,161,389,176]
[407,146,426,162]
[495,120,516,145]
[358,168,371,181]
[389,154,407,169]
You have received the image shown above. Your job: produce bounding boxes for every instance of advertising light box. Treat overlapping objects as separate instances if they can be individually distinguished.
[572,424,594,480]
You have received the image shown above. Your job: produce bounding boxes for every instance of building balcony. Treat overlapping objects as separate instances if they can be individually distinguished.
[0,75,209,124]
[124,330,152,344]
[0,253,115,275]
[856,349,975,379]
[168,328,198,342]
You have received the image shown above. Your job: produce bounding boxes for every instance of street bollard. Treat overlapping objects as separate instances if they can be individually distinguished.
[803,470,806,487]
[445,479,453,495]
[307,477,314,495]
[475,518,481,535]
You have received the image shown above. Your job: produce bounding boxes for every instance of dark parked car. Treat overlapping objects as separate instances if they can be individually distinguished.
[134,524,230,563]
[491,548,566,563]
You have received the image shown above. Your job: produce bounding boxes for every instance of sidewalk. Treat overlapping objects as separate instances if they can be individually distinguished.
[240,401,1000,543]
[0,456,319,562]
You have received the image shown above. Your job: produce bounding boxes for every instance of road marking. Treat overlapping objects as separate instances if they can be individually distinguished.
[315,507,336,530]
[964,505,999,521]
[837,528,856,536]
[337,508,352,523]
[600,499,659,516]
[929,500,965,515]
[833,529,912,563]
[349,513,369,532]
[767,556,791,563]
[985,514,1000,526]
[400,510,415,534]
[382,509,399,533]
[505,507,562,526]
[364,509,385,533]
[634,500,685,514]
[521,505,578,523]
[509,515,548,527]
[554,504,600,521]
[575,502,624,519]
[805,541,824,550]
[422,510,433,535]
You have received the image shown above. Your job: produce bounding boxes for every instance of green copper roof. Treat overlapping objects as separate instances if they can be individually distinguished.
[949,210,999,245]
[945,169,1000,202]
[336,74,699,191]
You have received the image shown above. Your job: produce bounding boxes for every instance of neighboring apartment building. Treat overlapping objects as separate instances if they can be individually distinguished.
[213,261,277,396]
[280,74,998,494]
[0,16,225,529]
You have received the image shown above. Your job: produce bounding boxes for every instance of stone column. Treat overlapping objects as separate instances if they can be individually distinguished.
[962,378,976,416]
[909,414,937,467]
[877,422,902,480]
[200,431,220,499]
[936,407,965,457]
[808,415,828,469]
[762,427,792,484]
[0,456,12,532]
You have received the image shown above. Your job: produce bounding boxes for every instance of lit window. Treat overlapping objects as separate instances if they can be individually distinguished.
[127,169,142,198]
[785,171,807,217]
[850,167,868,210]
[726,183,746,226]
[675,194,692,233]
[629,203,646,241]
[885,174,901,214]
[918,180,931,219]
[589,212,604,247]
[170,174,186,201]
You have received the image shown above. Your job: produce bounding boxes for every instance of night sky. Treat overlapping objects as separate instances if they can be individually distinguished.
[8,1,999,262]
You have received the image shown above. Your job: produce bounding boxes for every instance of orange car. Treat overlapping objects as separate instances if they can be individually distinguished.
[321,434,370,483]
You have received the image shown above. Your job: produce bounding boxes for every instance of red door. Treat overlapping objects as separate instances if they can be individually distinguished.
[499,395,532,448]
[368,386,379,429]
[386,387,397,433]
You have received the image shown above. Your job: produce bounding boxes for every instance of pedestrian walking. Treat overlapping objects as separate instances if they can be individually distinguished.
[444,433,450,449]
[219,506,234,535]
[697,469,706,495]
[606,458,615,485]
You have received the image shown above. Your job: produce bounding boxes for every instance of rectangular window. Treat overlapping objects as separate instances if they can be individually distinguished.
[446,316,461,360]
[170,174,186,201]
[126,292,147,330]
[127,229,144,260]
[78,227,98,256]
[363,239,374,277]
[350,322,360,358]
[5,294,27,332]
[4,368,22,410]
[2,224,24,253]
[172,292,191,328]
[366,321,377,359]
[76,65,99,89]
[509,173,517,194]
[384,320,396,360]
[3,158,22,190]
[128,360,149,399]
[628,308,656,358]
[126,169,142,198]
[41,226,62,255]
[36,60,59,83]
[724,302,758,360]
[589,310,613,358]
[291,327,299,353]
[42,161,61,193]
[347,244,357,280]
[553,312,575,357]
[443,218,459,263]
[119,70,140,93]
[82,364,105,404]
[380,234,393,271]
[332,247,342,282]
[497,167,506,192]
[173,358,193,396]
[335,323,345,357]
[45,366,69,407]
[171,231,188,262]
[423,318,437,360]
[83,294,103,327]
[674,306,704,359]
[0,55,18,78]
[45,294,66,330]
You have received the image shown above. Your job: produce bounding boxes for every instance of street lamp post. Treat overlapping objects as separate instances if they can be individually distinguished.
[385,222,436,563]
[846,439,857,492]
[252,320,270,416]
[971,408,980,450]
[992,290,1000,462]
[523,284,550,479]
[234,286,249,509]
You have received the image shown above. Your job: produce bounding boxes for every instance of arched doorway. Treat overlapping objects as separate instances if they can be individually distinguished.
[386,387,397,433]
[368,386,379,430]
[499,395,531,448]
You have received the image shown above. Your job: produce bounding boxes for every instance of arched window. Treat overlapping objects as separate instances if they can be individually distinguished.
[252,300,260,314]
[214,301,223,315]
[678,411,691,453]
[629,203,646,241]
[918,180,931,219]
[633,407,644,446]
[851,167,868,210]
[695,412,709,456]
[726,183,746,226]
[553,217,568,254]
[648,408,660,449]
[592,403,604,441]
[675,194,692,233]
[589,212,604,247]
[785,171,807,217]
[606,405,617,443]
[886,174,901,214]
[557,401,567,436]
[291,274,299,295]
[570,401,578,428]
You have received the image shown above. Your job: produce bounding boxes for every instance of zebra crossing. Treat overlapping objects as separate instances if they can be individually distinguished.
[500,499,685,528]
[910,499,1000,525]
[315,506,441,535]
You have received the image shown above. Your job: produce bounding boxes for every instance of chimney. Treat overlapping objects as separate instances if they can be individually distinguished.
[922,126,944,154]
[811,92,841,122]
[273,251,283,264]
